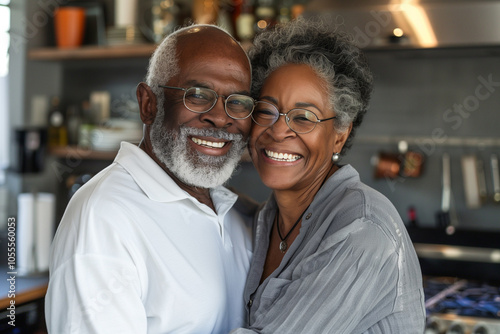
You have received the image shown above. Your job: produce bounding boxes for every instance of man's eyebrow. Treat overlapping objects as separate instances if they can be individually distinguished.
[184,80,251,96]
[183,80,209,88]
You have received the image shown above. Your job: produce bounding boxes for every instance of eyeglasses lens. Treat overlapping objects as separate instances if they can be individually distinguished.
[252,102,318,133]
[287,109,318,133]
[184,87,253,119]
[252,102,279,126]
[225,95,255,119]
[184,87,216,112]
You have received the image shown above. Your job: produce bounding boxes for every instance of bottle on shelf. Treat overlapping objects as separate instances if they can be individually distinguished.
[290,3,305,19]
[66,105,82,146]
[47,96,68,148]
[192,0,219,24]
[276,0,291,24]
[235,0,256,45]
[151,0,180,43]
[254,0,276,34]
[78,100,94,149]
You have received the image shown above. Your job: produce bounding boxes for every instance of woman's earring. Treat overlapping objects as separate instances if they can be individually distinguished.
[332,152,340,162]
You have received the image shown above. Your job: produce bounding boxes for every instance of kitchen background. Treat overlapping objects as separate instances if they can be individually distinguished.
[6,0,499,232]
[1,0,500,333]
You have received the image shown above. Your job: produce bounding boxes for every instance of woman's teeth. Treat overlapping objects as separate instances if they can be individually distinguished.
[191,137,226,148]
[265,150,301,162]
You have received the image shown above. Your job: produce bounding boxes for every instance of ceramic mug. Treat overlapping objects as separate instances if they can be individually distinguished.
[54,7,86,48]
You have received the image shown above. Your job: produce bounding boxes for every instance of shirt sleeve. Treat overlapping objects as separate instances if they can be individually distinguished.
[45,198,147,334]
[231,218,402,334]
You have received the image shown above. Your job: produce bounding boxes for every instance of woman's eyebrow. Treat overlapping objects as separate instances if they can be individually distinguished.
[259,96,322,112]
[295,101,322,111]
[259,95,278,105]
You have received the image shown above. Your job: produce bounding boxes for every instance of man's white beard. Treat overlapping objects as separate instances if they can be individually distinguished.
[150,111,247,189]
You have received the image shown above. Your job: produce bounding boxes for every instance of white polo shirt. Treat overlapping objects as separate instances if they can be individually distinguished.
[46,142,254,334]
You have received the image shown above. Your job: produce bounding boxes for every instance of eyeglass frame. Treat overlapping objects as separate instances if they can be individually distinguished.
[252,100,337,134]
[157,85,255,120]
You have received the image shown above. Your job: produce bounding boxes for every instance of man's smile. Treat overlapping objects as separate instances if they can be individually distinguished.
[191,137,228,148]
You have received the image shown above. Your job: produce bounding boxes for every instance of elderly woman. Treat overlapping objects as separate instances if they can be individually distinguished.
[231,19,426,333]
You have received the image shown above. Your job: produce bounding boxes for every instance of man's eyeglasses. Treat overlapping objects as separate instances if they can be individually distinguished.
[158,85,255,120]
[252,101,337,134]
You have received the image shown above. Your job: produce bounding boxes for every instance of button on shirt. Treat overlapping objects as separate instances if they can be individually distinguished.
[46,142,254,334]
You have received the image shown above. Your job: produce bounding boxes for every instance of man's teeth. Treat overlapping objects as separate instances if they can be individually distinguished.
[191,137,226,148]
[265,150,301,162]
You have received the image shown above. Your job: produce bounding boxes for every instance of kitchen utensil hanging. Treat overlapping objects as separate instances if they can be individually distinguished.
[491,154,500,203]
[436,153,451,228]
[461,155,485,209]
[436,153,458,234]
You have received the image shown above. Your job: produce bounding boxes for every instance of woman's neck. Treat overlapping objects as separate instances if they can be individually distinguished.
[273,164,338,228]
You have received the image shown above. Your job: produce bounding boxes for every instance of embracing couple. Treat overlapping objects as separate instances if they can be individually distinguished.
[45,18,425,334]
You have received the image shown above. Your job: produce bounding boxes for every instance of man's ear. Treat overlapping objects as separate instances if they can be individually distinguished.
[137,82,158,125]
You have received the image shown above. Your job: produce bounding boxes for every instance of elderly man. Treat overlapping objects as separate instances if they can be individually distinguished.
[45,25,256,333]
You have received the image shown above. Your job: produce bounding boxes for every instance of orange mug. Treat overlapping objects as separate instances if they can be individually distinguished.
[54,7,86,48]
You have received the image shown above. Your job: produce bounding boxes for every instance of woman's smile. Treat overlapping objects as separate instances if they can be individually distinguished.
[263,149,302,162]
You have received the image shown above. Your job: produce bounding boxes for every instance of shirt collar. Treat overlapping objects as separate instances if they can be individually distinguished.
[314,164,359,203]
[114,142,237,211]
[258,164,359,220]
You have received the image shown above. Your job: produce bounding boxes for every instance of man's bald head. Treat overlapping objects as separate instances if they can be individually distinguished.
[145,25,250,102]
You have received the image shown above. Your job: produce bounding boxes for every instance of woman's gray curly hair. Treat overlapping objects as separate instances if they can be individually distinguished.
[248,18,373,156]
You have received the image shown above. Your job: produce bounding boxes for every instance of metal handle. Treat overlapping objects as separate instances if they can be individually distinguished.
[491,154,500,203]
[441,153,451,212]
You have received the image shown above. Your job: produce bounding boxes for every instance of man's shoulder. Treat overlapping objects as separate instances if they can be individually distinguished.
[67,163,142,217]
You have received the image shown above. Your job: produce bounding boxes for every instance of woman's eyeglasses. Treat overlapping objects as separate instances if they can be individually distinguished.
[158,85,255,120]
[252,101,336,134]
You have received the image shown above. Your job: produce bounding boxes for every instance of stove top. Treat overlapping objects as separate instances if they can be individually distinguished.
[424,277,500,334]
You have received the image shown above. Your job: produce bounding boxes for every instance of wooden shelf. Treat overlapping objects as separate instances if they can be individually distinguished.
[28,43,158,61]
[49,146,117,160]
[0,271,49,309]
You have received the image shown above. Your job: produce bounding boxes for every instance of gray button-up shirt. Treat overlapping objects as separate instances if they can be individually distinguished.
[231,164,426,334]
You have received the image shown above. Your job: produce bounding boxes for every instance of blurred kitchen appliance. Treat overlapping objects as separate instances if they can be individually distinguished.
[408,228,500,334]
[13,128,47,174]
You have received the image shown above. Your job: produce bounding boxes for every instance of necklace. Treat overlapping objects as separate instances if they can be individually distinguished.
[276,206,309,253]
[275,163,336,253]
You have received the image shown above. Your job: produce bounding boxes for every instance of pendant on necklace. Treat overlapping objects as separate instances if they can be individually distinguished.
[279,241,288,253]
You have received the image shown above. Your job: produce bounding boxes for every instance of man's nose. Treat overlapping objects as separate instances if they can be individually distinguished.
[200,97,232,128]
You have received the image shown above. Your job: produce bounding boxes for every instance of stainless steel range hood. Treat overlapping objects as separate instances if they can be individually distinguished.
[304,0,500,49]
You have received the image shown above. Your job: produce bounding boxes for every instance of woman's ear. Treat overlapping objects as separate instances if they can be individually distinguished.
[137,82,158,125]
[334,123,353,153]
